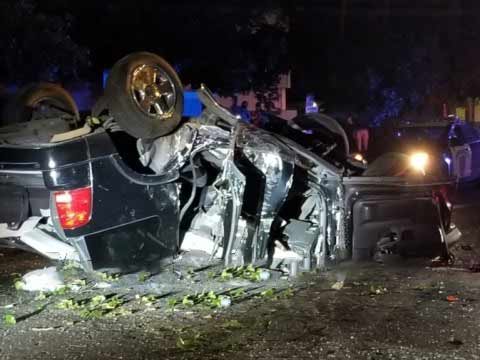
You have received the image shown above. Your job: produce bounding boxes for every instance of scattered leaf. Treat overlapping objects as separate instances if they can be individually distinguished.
[260,288,275,298]
[62,260,81,271]
[331,281,344,290]
[220,265,266,282]
[4,314,16,326]
[176,332,202,350]
[221,319,243,329]
[69,279,87,287]
[369,285,388,295]
[138,271,151,283]
[98,272,119,282]
[228,288,246,299]
[179,291,231,309]
[14,281,25,291]
[167,298,178,309]
[90,295,106,306]
[52,286,71,296]
[182,295,195,307]
[281,287,294,298]
[56,299,80,310]
[35,292,47,301]
[141,294,157,306]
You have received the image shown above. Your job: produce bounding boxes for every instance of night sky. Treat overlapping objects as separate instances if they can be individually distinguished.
[5,0,480,120]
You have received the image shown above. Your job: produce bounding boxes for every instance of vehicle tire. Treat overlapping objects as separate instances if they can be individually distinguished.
[2,82,80,126]
[292,113,350,158]
[104,52,184,139]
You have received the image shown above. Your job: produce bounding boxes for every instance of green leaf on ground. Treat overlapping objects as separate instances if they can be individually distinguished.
[220,265,265,282]
[176,332,202,350]
[260,288,276,298]
[4,314,16,326]
[52,286,71,296]
[221,319,243,329]
[138,271,151,283]
[167,298,178,309]
[14,281,25,291]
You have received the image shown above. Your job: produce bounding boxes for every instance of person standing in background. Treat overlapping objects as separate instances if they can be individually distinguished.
[353,118,369,154]
[345,114,369,154]
[230,96,241,116]
[239,100,251,123]
[252,102,264,127]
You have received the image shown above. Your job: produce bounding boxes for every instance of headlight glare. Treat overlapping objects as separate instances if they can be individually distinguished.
[410,152,429,174]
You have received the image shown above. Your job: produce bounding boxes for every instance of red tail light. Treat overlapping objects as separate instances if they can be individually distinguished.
[54,187,92,230]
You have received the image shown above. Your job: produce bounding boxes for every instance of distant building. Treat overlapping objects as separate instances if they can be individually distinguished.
[214,73,297,120]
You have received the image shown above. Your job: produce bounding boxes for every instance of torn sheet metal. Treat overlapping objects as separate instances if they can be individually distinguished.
[137,124,196,174]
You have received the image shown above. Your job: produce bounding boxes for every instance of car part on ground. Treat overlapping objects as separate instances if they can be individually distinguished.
[104,52,184,139]
[1,82,80,126]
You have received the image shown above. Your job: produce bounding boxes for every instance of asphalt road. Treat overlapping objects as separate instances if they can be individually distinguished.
[0,187,480,359]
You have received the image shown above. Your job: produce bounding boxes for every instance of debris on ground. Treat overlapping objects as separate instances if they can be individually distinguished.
[221,319,243,330]
[56,294,125,319]
[180,291,231,309]
[446,295,460,302]
[176,330,204,351]
[448,336,464,346]
[3,314,16,326]
[137,271,151,282]
[331,281,344,290]
[219,265,270,282]
[430,256,453,268]
[259,288,276,298]
[94,282,112,289]
[369,285,388,295]
[20,266,64,292]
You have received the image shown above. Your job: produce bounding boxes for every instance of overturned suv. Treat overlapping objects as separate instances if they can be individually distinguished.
[0,52,460,273]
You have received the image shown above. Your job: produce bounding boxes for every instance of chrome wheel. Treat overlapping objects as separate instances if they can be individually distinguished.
[130,64,177,118]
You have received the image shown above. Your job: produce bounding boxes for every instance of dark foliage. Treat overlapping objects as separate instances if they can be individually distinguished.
[0,0,90,84]
[3,0,480,125]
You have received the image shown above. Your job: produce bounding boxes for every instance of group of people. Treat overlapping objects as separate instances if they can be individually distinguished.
[230,97,273,128]
[229,96,369,156]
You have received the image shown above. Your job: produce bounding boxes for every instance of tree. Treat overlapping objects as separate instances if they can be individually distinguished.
[166,2,290,95]
[0,0,90,84]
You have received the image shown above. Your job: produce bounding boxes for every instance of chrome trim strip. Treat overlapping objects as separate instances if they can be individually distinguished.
[0,170,42,175]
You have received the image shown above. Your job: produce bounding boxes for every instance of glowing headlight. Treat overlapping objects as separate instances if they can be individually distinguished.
[352,153,364,162]
[409,152,429,174]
